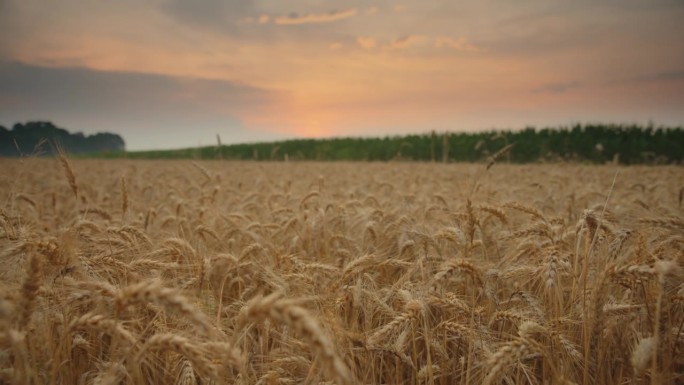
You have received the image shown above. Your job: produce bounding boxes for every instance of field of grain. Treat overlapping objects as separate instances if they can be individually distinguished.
[1,158,682,385]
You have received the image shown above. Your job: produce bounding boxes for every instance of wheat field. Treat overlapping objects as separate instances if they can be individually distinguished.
[0,158,682,385]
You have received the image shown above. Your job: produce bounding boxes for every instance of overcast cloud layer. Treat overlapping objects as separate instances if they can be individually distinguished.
[1,0,683,149]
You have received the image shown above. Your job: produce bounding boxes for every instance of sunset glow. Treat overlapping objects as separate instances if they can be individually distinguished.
[1,0,683,149]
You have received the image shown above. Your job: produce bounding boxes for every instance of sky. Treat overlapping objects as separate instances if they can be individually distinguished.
[1,0,683,150]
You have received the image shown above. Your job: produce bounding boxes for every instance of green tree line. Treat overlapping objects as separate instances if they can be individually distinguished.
[115,123,681,164]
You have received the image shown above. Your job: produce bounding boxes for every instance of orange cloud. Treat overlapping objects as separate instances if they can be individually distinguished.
[258,14,270,24]
[356,36,376,49]
[274,9,357,25]
[388,35,424,50]
[434,37,482,52]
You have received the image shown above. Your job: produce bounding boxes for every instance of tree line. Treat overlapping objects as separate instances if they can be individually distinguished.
[2,121,681,164]
[180,123,679,164]
[0,121,125,156]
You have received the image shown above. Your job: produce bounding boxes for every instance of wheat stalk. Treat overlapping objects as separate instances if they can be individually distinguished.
[238,292,354,385]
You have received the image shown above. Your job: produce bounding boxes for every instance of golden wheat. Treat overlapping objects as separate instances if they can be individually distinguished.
[0,158,682,384]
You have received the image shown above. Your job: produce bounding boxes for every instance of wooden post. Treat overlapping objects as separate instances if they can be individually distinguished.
[216,134,223,160]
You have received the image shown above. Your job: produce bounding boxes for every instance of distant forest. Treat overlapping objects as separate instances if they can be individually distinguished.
[115,123,682,165]
[0,121,125,156]
[2,121,682,164]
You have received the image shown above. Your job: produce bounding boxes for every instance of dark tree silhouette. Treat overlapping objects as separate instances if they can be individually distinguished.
[0,121,125,156]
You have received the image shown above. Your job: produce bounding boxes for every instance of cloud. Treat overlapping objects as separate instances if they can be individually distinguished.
[0,61,281,149]
[366,6,379,15]
[0,61,276,114]
[532,81,581,94]
[356,36,376,49]
[603,69,684,87]
[162,0,255,32]
[258,14,270,24]
[633,70,684,83]
[273,8,357,25]
[356,35,479,52]
[434,37,482,52]
[163,0,253,21]
[388,35,424,50]
[329,42,344,50]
